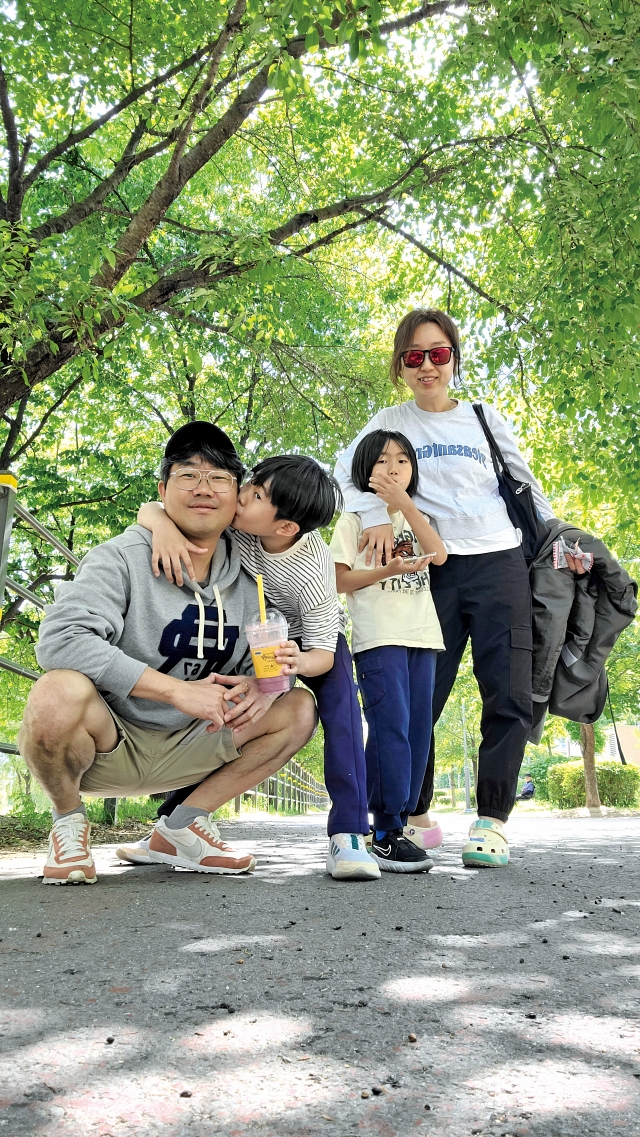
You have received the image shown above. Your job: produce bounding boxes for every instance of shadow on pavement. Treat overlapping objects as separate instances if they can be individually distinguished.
[1,813,639,1136]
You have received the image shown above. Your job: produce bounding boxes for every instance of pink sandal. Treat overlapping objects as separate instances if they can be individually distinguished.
[403,822,443,851]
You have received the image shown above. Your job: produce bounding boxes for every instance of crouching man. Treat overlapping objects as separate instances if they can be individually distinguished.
[19,421,316,884]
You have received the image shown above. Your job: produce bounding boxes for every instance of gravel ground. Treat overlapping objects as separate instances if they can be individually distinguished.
[1,811,639,1137]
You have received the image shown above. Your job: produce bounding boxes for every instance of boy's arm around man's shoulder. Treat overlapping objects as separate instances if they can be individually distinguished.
[36,537,148,699]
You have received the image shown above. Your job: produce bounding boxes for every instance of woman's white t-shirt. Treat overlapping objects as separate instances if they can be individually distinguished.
[329,510,445,655]
[334,400,554,556]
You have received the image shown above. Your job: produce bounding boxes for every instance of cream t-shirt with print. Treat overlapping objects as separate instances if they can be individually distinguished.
[329,510,445,655]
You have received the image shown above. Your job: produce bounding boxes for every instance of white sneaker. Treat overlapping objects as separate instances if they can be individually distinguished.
[149,813,256,874]
[43,813,97,885]
[116,836,152,865]
[326,833,381,881]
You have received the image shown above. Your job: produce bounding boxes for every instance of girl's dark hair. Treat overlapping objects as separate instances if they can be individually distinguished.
[351,430,419,498]
[389,308,461,389]
[251,454,343,534]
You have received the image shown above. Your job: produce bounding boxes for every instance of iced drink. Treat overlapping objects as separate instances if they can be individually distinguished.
[245,609,290,694]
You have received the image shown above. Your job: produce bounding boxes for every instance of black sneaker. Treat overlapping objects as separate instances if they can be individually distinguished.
[371,829,434,873]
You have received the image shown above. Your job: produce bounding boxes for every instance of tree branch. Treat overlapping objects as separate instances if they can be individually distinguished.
[129,388,174,434]
[378,0,471,33]
[53,485,132,509]
[95,0,249,290]
[8,374,84,464]
[0,392,29,467]
[289,211,385,257]
[22,37,238,191]
[364,210,516,316]
[510,55,557,166]
[157,306,230,335]
[29,122,173,241]
[0,58,22,223]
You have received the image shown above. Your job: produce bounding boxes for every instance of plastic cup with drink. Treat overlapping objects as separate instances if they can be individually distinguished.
[245,575,290,695]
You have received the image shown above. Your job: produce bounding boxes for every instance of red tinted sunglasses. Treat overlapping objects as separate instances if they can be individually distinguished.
[401,347,455,368]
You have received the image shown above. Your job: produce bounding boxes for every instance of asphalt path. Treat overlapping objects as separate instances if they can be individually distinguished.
[1,811,639,1137]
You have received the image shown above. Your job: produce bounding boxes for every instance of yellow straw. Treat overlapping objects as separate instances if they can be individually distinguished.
[256,573,267,623]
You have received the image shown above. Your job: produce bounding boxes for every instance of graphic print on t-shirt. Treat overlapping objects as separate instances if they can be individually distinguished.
[380,529,430,594]
[157,602,238,677]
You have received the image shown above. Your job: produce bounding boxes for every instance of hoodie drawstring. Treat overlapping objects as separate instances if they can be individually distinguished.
[194,586,225,658]
[194,592,205,659]
[213,584,225,650]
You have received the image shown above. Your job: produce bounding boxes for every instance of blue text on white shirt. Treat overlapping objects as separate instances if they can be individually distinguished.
[415,443,487,468]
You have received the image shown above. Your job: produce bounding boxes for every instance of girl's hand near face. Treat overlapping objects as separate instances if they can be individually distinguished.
[368,469,412,514]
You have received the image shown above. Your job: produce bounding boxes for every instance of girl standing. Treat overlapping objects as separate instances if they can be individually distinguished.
[334,309,554,868]
[330,430,447,872]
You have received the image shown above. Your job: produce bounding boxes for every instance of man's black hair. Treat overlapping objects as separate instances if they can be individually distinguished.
[351,430,419,498]
[160,441,245,487]
[250,455,342,534]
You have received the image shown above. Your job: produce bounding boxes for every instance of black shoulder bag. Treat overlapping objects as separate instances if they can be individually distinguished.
[472,403,549,565]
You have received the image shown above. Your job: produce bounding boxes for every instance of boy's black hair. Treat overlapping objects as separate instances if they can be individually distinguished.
[160,441,245,487]
[351,430,419,498]
[250,455,342,534]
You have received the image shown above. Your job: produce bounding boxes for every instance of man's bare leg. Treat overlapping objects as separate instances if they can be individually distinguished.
[19,671,118,813]
[148,688,317,874]
[18,671,118,885]
[181,687,316,813]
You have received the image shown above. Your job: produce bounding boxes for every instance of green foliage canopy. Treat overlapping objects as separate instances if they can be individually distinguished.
[0,0,639,748]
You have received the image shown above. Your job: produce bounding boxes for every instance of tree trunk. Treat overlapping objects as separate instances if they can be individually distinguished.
[580,723,601,810]
[449,772,457,808]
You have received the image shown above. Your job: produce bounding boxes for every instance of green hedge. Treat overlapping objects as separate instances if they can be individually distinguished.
[547,760,640,809]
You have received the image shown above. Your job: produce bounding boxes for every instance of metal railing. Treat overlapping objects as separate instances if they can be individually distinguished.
[0,475,329,819]
[242,760,329,814]
[0,473,78,683]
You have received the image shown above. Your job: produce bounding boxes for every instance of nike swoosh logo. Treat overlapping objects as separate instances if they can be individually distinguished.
[373,846,392,857]
[171,833,204,855]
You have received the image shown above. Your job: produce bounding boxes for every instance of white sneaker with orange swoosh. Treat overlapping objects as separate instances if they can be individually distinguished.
[43,813,98,885]
[148,813,256,874]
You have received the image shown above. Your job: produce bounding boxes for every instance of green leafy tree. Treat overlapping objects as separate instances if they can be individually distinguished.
[1,0,639,766]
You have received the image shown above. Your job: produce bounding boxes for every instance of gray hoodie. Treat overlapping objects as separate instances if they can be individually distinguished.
[36,525,258,731]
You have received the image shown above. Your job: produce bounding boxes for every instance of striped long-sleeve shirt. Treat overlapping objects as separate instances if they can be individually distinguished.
[231,529,346,652]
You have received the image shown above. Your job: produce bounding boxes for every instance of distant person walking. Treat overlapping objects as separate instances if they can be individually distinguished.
[335,308,555,868]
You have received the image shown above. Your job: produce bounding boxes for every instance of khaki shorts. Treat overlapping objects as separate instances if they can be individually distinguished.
[79,705,240,797]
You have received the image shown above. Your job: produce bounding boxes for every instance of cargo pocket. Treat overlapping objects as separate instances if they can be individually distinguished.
[355,662,387,711]
[509,625,533,699]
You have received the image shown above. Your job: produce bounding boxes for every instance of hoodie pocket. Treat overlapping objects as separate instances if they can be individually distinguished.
[510,625,533,699]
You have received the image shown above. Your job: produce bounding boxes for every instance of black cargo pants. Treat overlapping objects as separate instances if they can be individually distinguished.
[415,546,532,823]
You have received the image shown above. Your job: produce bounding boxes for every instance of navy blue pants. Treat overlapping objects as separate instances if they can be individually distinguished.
[354,645,437,832]
[159,633,369,838]
[298,633,369,837]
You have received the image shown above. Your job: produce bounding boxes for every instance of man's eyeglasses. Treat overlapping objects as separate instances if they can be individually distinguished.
[170,469,237,493]
[401,347,455,368]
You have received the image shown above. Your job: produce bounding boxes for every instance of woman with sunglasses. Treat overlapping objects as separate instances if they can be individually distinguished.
[334,308,554,868]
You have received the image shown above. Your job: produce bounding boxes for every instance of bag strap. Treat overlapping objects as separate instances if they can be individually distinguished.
[472,403,512,478]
